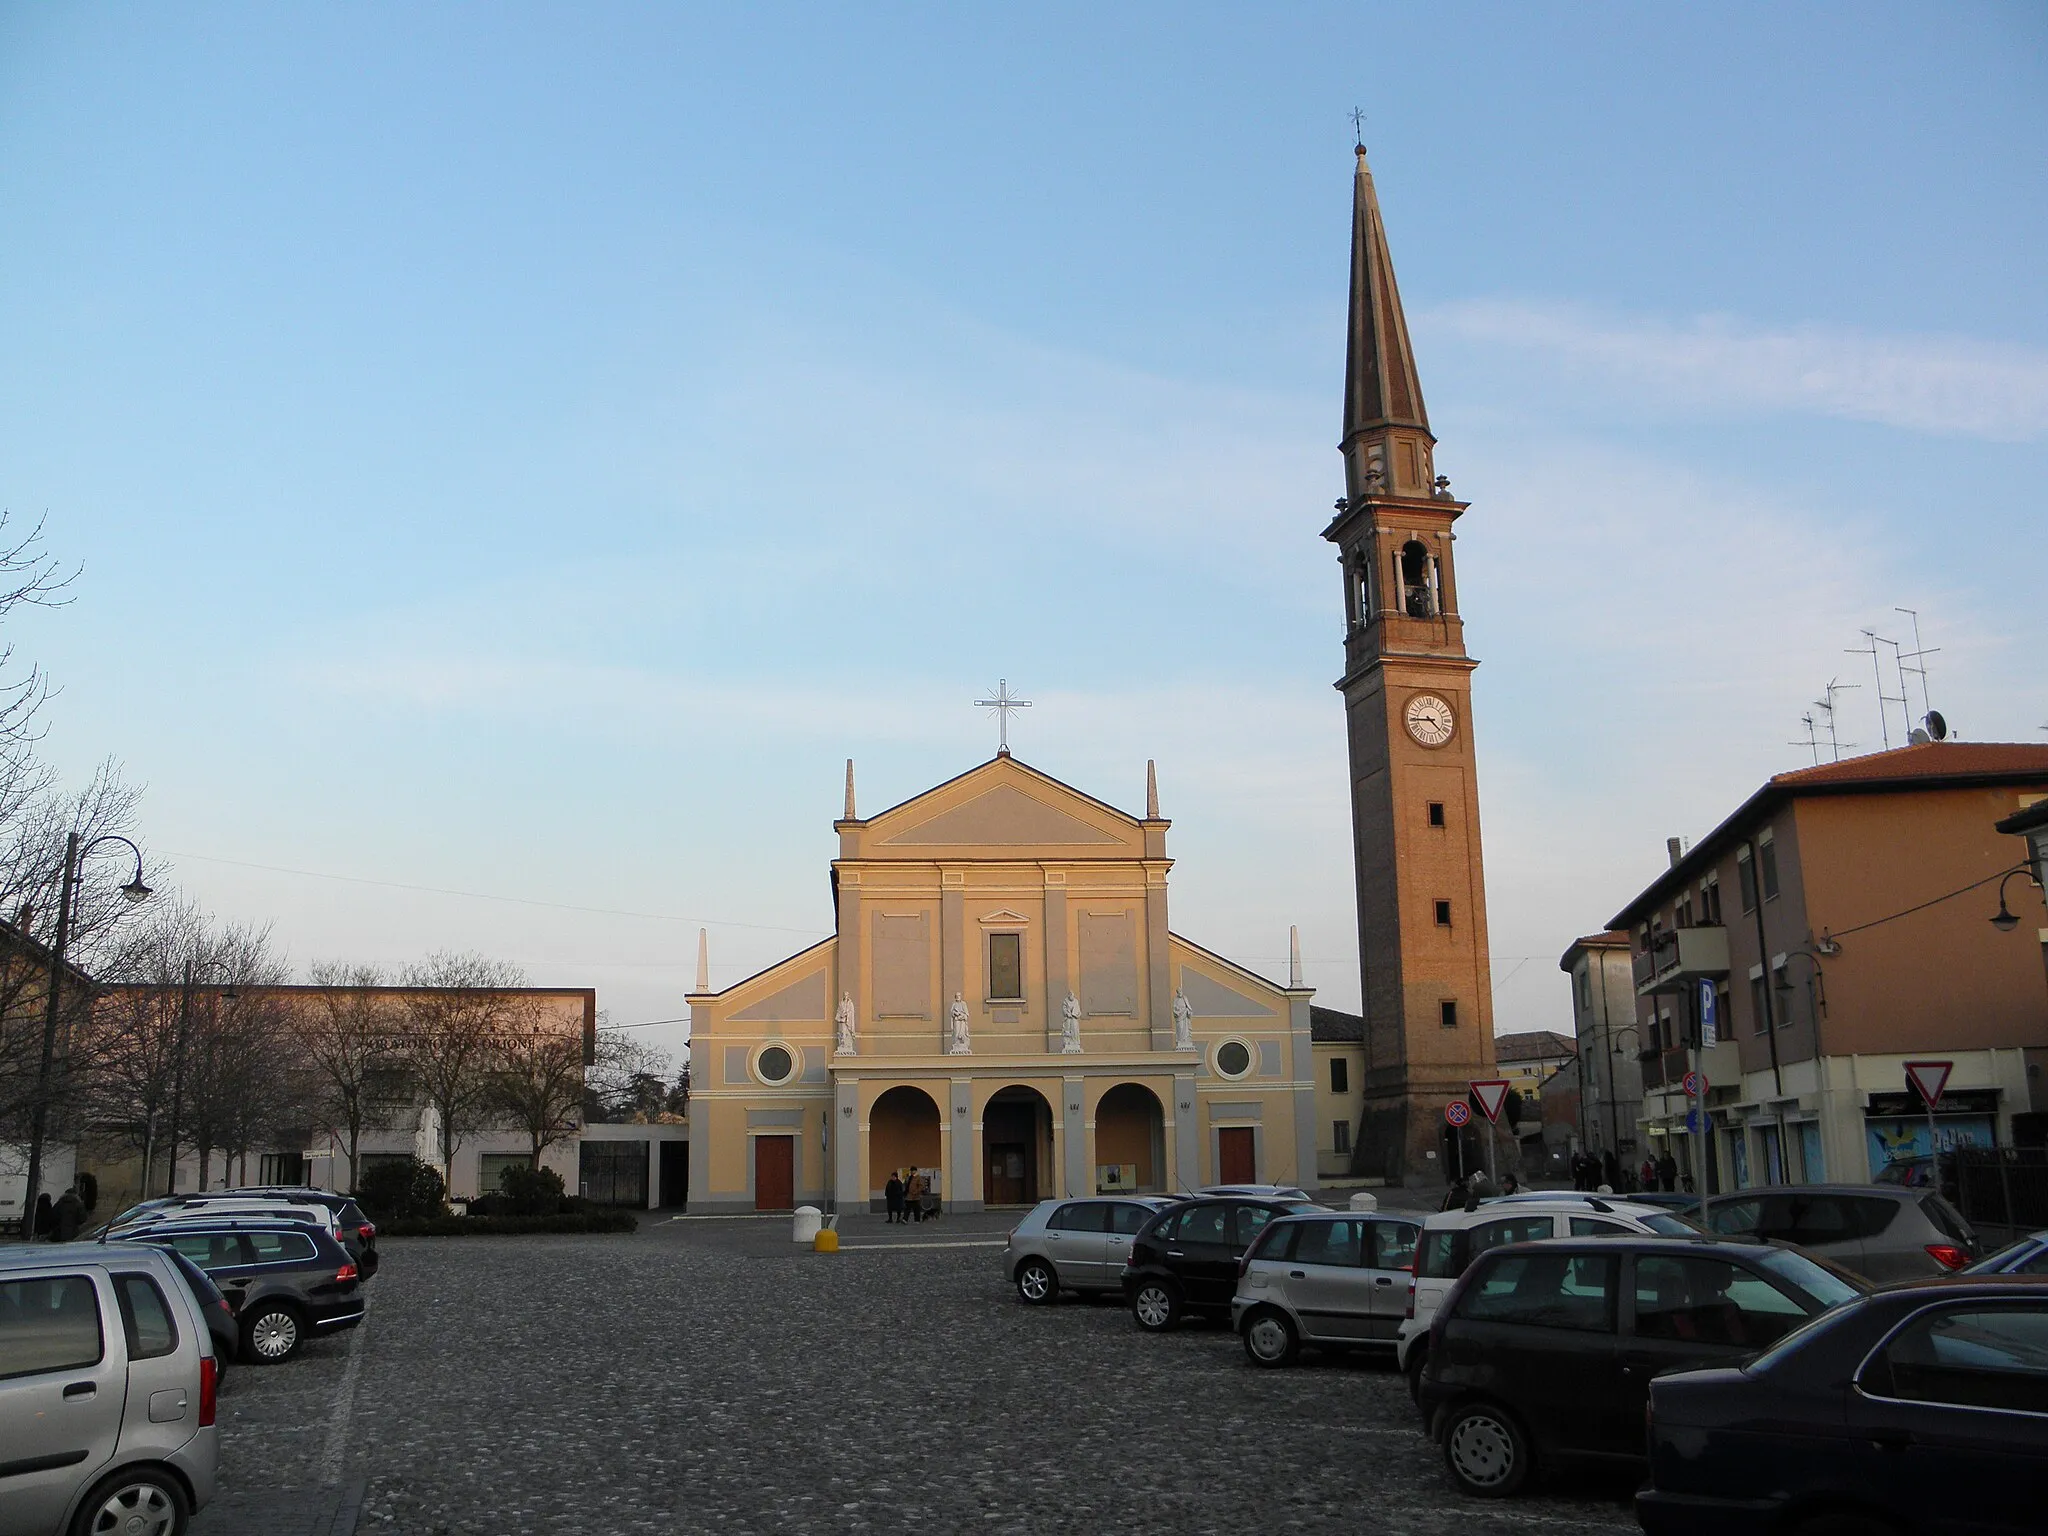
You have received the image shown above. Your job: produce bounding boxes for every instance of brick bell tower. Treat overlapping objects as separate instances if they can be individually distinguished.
[1323,142,1496,1184]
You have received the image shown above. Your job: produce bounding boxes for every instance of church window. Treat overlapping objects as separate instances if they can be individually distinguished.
[986,931,1023,1001]
[1427,801,1446,828]
[1330,1057,1348,1094]
[754,1044,796,1086]
[1439,999,1459,1030]
[1214,1039,1254,1080]
[1434,899,1452,927]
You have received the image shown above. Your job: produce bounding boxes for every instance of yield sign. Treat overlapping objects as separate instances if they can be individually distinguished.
[1470,1079,1512,1124]
[1905,1060,1953,1111]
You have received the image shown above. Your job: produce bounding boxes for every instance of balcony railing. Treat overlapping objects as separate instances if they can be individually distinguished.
[1634,923,1730,996]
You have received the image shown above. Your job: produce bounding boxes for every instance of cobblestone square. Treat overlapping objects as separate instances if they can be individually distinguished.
[195,1215,1639,1535]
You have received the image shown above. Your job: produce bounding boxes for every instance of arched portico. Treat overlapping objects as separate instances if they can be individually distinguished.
[869,1084,942,1204]
[981,1084,1055,1206]
[1095,1082,1167,1193]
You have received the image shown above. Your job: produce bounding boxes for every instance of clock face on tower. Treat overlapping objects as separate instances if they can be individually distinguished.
[1403,693,1456,747]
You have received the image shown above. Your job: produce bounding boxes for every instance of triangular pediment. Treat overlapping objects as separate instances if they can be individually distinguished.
[1179,967,1277,1019]
[861,757,1143,855]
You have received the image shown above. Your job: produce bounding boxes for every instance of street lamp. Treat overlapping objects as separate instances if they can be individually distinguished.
[18,832,151,1237]
[1990,869,2031,933]
[162,957,238,1197]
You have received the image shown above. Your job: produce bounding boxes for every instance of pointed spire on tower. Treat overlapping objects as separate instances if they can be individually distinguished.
[1345,144,1430,441]
[844,758,857,820]
[695,928,709,993]
[1289,925,1303,988]
[1145,759,1160,819]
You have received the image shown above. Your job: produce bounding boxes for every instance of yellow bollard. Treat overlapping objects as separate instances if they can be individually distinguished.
[813,1227,839,1253]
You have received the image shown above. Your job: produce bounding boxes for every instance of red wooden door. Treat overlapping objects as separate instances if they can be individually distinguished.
[755,1135,794,1211]
[1218,1127,1256,1185]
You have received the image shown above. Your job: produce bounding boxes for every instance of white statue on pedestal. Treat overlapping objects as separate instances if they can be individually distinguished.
[1060,992,1083,1054]
[835,992,858,1056]
[948,991,972,1054]
[1172,988,1196,1051]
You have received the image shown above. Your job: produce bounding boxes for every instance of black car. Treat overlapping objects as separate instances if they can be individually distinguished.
[154,1242,241,1380]
[122,1216,367,1363]
[1124,1195,1323,1331]
[1418,1235,1867,1496]
[1638,1277,2048,1536]
[107,1186,381,1276]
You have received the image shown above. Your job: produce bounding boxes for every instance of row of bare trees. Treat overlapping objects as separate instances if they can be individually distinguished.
[75,922,677,1195]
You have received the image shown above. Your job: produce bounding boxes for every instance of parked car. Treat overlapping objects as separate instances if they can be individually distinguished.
[1963,1230,2048,1276]
[1637,1276,2048,1535]
[1004,1196,1176,1304]
[1124,1194,1324,1331]
[1700,1184,1978,1280]
[207,1189,380,1275]
[118,1217,366,1364]
[0,1242,219,1536]
[1419,1235,1866,1497]
[154,1246,240,1385]
[1396,1197,1701,1392]
[1198,1184,1314,1202]
[1232,1210,1422,1365]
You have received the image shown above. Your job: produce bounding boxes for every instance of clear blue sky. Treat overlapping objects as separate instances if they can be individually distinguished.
[3,4,2043,1065]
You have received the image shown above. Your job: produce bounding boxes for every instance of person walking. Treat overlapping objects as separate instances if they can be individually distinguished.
[1639,1155,1658,1195]
[906,1167,928,1223]
[884,1169,906,1224]
[1602,1148,1622,1193]
[52,1186,84,1242]
[1657,1151,1678,1193]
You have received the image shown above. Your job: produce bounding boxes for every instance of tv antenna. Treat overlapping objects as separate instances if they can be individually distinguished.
[1812,677,1858,762]
[1791,711,1821,766]
[1849,630,1911,750]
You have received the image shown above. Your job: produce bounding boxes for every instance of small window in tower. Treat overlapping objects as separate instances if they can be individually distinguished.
[1400,542,1435,618]
[1434,900,1453,927]
[1427,801,1446,828]
[1439,999,1459,1029]
[1330,1057,1349,1094]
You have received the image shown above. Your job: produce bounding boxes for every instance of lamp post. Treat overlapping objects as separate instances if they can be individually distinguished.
[17,832,151,1238]
[162,956,237,1197]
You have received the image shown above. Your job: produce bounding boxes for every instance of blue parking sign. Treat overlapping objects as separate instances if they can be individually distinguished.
[1698,978,1718,1047]
[1686,1107,1702,1134]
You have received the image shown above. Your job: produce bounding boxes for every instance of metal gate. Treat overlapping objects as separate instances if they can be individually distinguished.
[579,1140,648,1207]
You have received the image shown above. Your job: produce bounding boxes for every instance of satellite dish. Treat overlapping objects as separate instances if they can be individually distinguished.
[1909,729,1930,745]
[1925,711,1949,742]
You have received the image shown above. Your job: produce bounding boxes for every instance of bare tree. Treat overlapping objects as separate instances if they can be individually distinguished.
[491,998,587,1168]
[398,952,523,1176]
[166,921,289,1190]
[299,963,395,1194]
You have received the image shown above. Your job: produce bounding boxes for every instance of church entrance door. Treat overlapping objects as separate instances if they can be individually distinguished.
[755,1135,794,1211]
[982,1086,1053,1206]
[1218,1126,1256,1185]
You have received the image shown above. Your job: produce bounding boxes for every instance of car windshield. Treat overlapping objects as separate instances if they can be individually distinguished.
[1962,1237,2042,1274]
[1746,1293,1872,1372]
[1752,1246,1867,1308]
[1636,1213,1704,1235]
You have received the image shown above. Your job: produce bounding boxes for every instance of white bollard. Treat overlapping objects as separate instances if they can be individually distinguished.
[1348,1190,1379,1213]
[791,1205,822,1243]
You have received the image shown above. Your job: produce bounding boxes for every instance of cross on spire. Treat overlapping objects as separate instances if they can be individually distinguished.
[975,679,1032,756]
[1349,106,1367,147]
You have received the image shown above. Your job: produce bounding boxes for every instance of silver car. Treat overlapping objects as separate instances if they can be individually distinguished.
[1004,1195,1176,1304]
[1230,1211,1422,1366]
[1700,1184,1979,1281]
[0,1242,220,1536]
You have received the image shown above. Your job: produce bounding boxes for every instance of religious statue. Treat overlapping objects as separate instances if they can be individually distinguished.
[948,991,972,1054]
[834,991,858,1056]
[1172,988,1196,1051]
[1060,992,1082,1054]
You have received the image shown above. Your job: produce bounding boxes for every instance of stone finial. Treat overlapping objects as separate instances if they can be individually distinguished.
[1289,925,1303,988]
[844,759,856,820]
[1146,759,1160,819]
[695,928,709,993]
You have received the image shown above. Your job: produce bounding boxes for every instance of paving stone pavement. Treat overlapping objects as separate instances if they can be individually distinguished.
[197,1213,1639,1535]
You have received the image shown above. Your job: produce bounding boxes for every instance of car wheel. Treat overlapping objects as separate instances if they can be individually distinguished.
[1014,1259,1058,1305]
[1131,1280,1179,1331]
[1241,1307,1300,1367]
[243,1303,303,1364]
[69,1465,190,1536]
[1441,1400,1531,1497]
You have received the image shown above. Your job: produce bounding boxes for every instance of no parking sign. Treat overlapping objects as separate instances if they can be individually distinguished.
[1444,1100,1471,1127]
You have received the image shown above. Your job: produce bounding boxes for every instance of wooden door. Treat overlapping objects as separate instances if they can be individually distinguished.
[987,1144,1027,1205]
[754,1135,794,1211]
[1218,1126,1256,1185]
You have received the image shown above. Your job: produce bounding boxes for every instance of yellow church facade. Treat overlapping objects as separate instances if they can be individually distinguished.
[685,753,1317,1213]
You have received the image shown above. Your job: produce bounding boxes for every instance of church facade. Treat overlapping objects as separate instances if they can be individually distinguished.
[685,754,1316,1213]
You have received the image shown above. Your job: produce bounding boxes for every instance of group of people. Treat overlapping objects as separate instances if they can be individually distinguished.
[29,1185,90,1241]
[883,1166,938,1224]
[1439,1168,1519,1210]
[1570,1146,1689,1194]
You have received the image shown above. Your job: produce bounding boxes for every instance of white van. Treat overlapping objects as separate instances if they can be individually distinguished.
[1394,1196,1700,1393]
[0,1243,220,1536]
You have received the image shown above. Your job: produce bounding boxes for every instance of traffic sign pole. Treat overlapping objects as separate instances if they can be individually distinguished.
[1905,1061,1954,1185]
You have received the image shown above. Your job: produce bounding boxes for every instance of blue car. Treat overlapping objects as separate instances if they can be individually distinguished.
[1963,1230,2048,1276]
